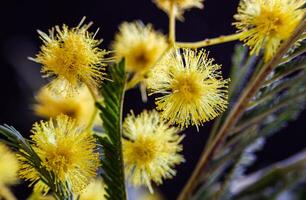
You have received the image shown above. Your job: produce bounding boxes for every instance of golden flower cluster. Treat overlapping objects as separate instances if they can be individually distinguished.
[31,18,110,95]
[234,0,305,61]
[147,48,229,128]
[27,179,106,200]
[8,0,304,197]
[34,86,99,126]
[0,143,19,186]
[154,0,204,19]
[18,115,100,193]
[112,21,167,76]
[79,178,106,200]
[123,110,184,193]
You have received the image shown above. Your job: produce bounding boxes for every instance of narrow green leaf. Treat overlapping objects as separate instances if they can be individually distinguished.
[96,59,127,200]
[232,150,306,200]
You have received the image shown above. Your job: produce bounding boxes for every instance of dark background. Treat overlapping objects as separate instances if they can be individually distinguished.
[0,0,305,199]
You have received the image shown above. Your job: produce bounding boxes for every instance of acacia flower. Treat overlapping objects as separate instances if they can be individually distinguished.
[18,115,100,193]
[154,0,204,18]
[233,0,305,61]
[0,143,19,186]
[112,21,167,76]
[31,18,110,95]
[136,188,164,200]
[147,48,229,128]
[34,86,98,126]
[123,110,184,193]
[79,178,106,200]
[27,190,55,200]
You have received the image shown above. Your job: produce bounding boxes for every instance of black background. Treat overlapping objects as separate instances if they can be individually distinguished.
[0,0,305,199]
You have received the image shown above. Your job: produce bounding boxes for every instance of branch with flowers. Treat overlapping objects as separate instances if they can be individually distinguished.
[0,0,306,200]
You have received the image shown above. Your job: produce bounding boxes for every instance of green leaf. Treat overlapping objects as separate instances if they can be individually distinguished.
[194,41,306,199]
[229,45,257,100]
[232,150,306,200]
[96,59,127,200]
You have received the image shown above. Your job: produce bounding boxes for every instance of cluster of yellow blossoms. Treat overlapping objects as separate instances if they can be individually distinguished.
[234,0,305,61]
[0,143,19,200]
[34,86,98,126]
[31,18,110,95]
[27,179,106,200]
[0,144,19,186]
[112,22,167,76]
[2,0,304,199]
[18,115,100,193]
[123,110,184,193]
[147,48,229,128]
[154,0,204,19]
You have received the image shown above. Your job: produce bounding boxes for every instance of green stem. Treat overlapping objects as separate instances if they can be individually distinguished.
[119,84,128,200]
[169,3,176,45]
[177,32,243,49]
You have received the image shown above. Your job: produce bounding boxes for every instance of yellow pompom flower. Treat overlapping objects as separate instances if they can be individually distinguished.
[0,143,19,186]
[137,188,164,200]
[123,110,184,193]
[31,18,110,94]
[34,86,98,126]
[233,0,305,61]
[18,115,100,193]
[27,190,55,200]
[147,48,229,128]
[79,178,106,200]
[154,0,204,18]
[112,21,167,76]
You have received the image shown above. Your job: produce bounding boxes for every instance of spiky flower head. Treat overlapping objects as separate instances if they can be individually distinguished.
[112,21,167,76]
[79,178,106,200]
[147,48,229,128]
[18,115,100,193]
[233,0,305,61]
[136,188,164,200]
[34,86,98,126]
[154,0,204,19]
[123,110,184,193]
[0,143,19,185]
[27,190,55,200]
[31,18,110,95]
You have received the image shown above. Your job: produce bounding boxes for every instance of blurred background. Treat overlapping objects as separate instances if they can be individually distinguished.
[0,0,305,199]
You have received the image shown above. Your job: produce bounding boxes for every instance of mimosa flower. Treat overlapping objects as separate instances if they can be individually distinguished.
[147,48,229,128]
[123,110,184,193]
[79,178,106,200]
[34,86,99,126]
[27,189,55,200]
[18,115,100,193]
[31,18,110,94]
[233,0,305,61]
[154,0,204,18]
[136,188,164,200]
[0,143,18,185]
[112,21,167,76]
